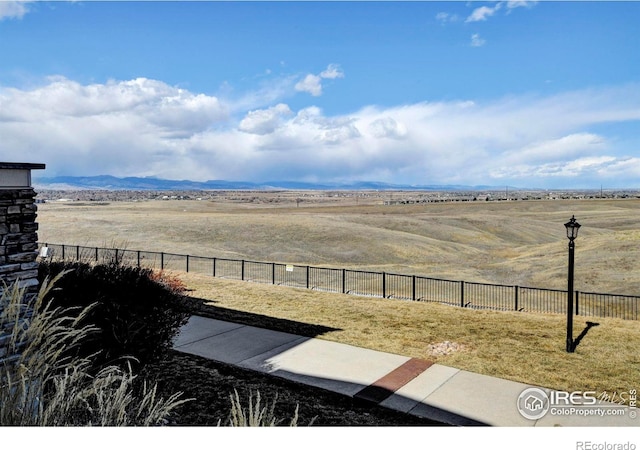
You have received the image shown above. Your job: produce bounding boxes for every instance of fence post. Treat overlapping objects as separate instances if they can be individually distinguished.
[342,269,346,294]
[32,242,640,320]
[241,260,245,281]
[382,272,386,298]
[412,275,416,301]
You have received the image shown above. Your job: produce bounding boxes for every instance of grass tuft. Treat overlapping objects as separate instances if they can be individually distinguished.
[223,389,309,427]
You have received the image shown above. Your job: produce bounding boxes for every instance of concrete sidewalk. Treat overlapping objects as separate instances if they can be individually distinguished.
[173,315,638,427]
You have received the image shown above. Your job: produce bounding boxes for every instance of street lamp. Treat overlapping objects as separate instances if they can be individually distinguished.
[564,215,581,353]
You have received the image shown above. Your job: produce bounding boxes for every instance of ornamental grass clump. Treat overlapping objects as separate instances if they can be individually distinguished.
[224,389,313,427]
[0,275,190,426]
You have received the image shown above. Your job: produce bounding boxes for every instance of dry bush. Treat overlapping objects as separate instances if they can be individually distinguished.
[37,261,190,372]
[0,277,190,426]
[150,270,189,295]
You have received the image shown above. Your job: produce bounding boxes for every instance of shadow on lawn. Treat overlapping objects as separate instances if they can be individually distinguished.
[175,296,475,426]
[571,321,600,351]
[181,295,341,338]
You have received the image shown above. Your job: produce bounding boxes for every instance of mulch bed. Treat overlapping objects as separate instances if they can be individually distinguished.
[147,350,446,426]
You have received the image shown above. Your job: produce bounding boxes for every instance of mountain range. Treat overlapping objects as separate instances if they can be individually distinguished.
[34,174,505,191]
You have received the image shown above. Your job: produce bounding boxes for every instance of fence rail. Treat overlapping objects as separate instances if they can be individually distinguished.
[38,243,640,321]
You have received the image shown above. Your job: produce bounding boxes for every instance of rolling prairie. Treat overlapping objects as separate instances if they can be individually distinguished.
[36,195,640,296]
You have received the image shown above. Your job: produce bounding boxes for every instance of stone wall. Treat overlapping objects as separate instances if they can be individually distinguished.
[1,162,45,367]
[0,188,40,295]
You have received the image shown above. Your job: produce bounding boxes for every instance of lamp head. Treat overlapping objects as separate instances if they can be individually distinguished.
[564,215,581,241]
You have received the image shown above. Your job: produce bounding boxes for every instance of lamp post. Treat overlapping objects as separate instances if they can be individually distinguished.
[564,215,581,353]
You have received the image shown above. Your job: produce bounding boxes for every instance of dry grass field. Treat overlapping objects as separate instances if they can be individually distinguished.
[179,273,640,397]
[34,194,640,400]
[37,195,640,295]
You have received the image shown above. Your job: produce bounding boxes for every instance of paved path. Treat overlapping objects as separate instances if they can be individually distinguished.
[173,315,638,427]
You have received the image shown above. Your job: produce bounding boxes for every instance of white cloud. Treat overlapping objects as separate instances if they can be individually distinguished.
[604,157,640,177]
[319,118,361,145]
[466,4,502,23]
[239,103,292,135]
[504,133,606,164]
[436,12,449,23]
[320,64,345,80]
[369,117,407,139]
[0,77,228,177]
[3,77,640,187]
[465,1,536,23]
[506,1,538,11]
[471,34,486,47]
[295,64,344,97]
[436,12,459,24]
[0,1,30,20]
[292,106,323,124]
[490,133,610,180]
[491,156,618,180]
[2,77,226,128]
[295,74,323,97]
[229,75,298,113]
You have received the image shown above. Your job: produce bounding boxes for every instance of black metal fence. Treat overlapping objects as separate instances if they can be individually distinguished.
[38,243,639,321]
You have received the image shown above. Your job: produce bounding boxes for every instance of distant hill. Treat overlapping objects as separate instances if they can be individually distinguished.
[34,175,502,191]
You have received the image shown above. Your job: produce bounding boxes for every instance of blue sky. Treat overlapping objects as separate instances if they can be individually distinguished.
[1,1,639,188]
